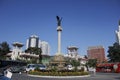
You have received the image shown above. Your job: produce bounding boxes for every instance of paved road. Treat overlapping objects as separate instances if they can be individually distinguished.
[11,72,120,80]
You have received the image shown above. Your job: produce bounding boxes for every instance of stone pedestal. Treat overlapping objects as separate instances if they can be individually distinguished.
[50,54,66,70]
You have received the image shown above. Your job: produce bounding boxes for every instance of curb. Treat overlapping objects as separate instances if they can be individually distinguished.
[28,75,90,78]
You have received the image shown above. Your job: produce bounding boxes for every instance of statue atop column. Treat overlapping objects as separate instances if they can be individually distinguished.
[56,16,62,26]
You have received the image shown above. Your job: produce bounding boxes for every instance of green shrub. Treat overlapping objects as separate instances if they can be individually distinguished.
[29,70,89,76]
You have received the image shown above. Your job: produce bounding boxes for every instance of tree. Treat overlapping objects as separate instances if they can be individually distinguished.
[0,42,11,59]
[87,59,97,68]
[107,42,120,62]
[84,55,88,59]
[70,59,80,71]
[25,47,42,63]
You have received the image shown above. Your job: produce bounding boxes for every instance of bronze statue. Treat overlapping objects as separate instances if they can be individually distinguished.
[56,16,62,26]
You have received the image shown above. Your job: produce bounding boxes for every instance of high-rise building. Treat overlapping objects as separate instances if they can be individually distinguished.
[26,35,40,49]
[26,35,50,55]
[87,46,105,63]
[115,20,120,45]
[41,41,50,55]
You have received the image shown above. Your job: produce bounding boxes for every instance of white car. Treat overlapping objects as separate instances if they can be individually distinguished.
[36,64,46,70]
[26,64,36,72]
[67,65,74,70]
[26,64,46,72]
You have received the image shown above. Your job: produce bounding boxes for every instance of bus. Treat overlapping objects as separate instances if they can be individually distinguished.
[96,63,120,73]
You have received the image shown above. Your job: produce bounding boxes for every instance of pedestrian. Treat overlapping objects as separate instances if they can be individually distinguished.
[93,68,96,76]
[3,66,12,80]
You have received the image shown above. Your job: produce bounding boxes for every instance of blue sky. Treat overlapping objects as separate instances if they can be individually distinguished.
[0,0,120,57]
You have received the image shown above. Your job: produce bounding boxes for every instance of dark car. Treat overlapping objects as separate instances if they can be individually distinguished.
[9,66,26,73]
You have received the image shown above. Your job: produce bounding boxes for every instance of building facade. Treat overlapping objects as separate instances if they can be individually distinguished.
[26,35,50,55]
[6,42,24,60]
[115,20,120,45]
[6,42,51,65]
[41,41,50,55]
[67,46,78,58]
[26,35,40,49]
[87,46,105,63]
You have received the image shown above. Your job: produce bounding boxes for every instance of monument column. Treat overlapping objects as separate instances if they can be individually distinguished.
[49,16,65,69]
[56,16,62,55]
[57,26,62,54]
